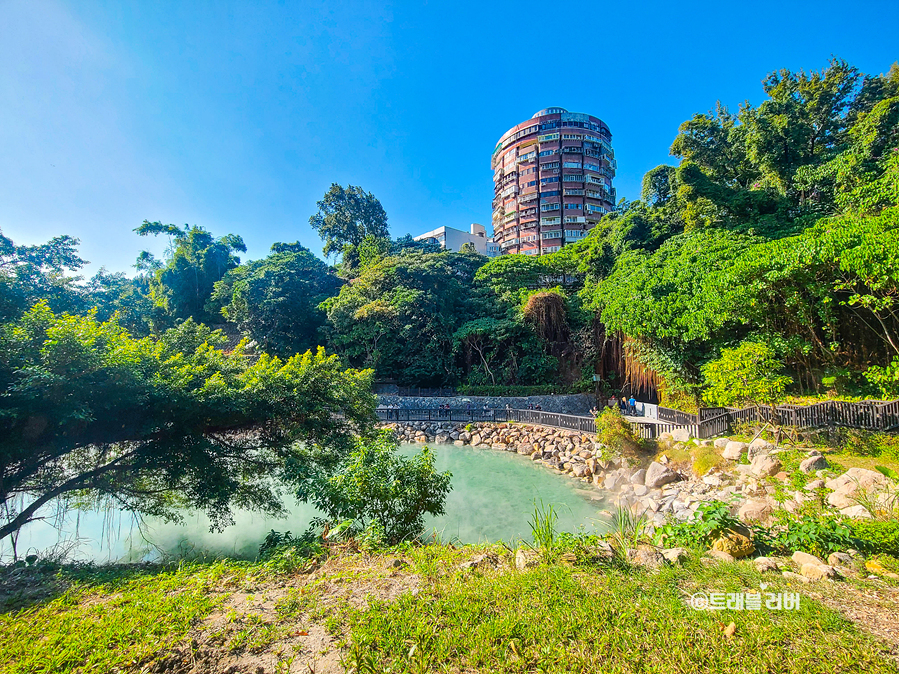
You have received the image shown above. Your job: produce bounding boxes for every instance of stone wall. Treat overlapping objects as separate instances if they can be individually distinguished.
[376,393,595,415]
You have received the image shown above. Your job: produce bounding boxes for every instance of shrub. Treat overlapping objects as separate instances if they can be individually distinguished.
[297,431,452,545]
[848,519,899,556]
[595,408,640,455]
[767,516,853,557]
[840,430,899,461]
[655,501,742,549]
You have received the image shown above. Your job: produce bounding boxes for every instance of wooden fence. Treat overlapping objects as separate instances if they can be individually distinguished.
[376,399,899,441]
[636,399,899,439]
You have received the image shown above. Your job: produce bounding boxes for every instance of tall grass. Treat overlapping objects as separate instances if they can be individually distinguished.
[528,500,559,561]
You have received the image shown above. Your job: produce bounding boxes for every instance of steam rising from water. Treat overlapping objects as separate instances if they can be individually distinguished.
[2,444,608,563]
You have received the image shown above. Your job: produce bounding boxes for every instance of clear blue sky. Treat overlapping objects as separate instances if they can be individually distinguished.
[2,0,897,274]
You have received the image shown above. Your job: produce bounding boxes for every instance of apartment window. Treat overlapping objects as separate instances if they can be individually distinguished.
[522,234,538,242]
[562,146,582,154]
[541,190,561,198]
[563,161,582,168]
[561,134,582,140]
[564,203,582,210]
[540,177,560,185]
[585,163,600,171]
[540,161,560,170]
[525,180,537,187]
[541,216,561,225]
[564,189,584,196]
[542,245,561,253]
[538,149,558,157]
[541,230,563,239]
[523,248,539,255]
[538,133,560,142]
[563,174,584,182]
[565,230,586,238]
[540,203,560,212]
[518,151,536,162]
[586,190,602,199]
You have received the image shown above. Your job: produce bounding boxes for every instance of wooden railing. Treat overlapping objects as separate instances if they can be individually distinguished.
[635,399,899,439]
[376,398,899,442]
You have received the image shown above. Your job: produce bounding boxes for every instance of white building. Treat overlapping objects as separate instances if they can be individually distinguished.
[413,223,489,255]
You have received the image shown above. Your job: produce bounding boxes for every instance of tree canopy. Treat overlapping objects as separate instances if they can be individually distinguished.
[0,303,375,542]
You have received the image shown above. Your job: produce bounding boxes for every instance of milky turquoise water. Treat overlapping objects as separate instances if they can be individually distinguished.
[2,444,608,563]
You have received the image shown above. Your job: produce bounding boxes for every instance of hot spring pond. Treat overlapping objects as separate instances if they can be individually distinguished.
[3,444,609,563]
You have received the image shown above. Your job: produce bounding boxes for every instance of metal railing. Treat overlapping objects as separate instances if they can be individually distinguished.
[376,407,596,434]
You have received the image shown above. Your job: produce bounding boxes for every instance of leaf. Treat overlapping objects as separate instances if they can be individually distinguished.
[874,465,899,480]
[723,622,737,638]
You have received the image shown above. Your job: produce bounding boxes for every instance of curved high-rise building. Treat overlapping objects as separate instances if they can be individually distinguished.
[491,107,616,256]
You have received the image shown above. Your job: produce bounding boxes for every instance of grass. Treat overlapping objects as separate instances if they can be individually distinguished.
[1,546,898,673]
[345,554,897,673]
[0,561,244,673]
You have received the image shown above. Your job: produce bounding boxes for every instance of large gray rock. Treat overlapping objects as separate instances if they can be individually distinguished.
[645,462,681,489]
[630,468,647,485]
[713,437,730,449]
[722,441,747,460]
[826,467,888,509]
[792,551,825,566]
[750,455,782,478]
[800,563,839,581]
[661,547,689,564]
[738,499,774,525]
[515,549,539,570]
[671,428,691,443]
[799,455,828,473]
[516,442,535,455]
[748,438,774,460]
[754,556,780,573]
[627,547,666,569]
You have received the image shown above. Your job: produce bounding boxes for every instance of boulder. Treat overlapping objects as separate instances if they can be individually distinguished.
[586,541,615,561]
[738,499,775,525]
[827,552,852,566]
[800,563,839,581]
[627,547,666,569]
[633,485,649,496]
[571,463,590,478]
[799,455,828,473]
[754,556,780,573]
[722,441,747,460]
[516,442,535,455]
[705,549,736,563]
[826,468,888,509]
[661,547,689,565]
[713,437,730,449]
[781,571,812,584]
[839,504,872,518]
[748,438,774,459]
[749,455,782,478]
[804,479,825,491]
[711,531,755,559]
[470,434,482,445]
[630,468,647,485]
[434,433,451,444]
[791,551,825,567]
[645,462,681,489]
[671,428,691,443]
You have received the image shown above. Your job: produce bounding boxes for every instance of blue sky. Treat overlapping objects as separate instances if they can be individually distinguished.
[1,0,897,274]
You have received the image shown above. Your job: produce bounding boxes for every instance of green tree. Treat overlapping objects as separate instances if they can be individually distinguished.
[135,221,246,326]
[0,303,376,543]
[309,184,389,264]
[0,229,86,321]
[702,341,793,409]
[296,431,452,544]
[212,242,341,356]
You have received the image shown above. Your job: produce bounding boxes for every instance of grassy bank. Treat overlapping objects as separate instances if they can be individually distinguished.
[1,544,897,673]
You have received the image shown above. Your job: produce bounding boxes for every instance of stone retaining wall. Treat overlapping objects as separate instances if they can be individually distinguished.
[376,393,595,415]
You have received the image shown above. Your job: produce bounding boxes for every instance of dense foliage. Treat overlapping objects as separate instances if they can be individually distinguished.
[295,431,452,544]
[0,304,376,542]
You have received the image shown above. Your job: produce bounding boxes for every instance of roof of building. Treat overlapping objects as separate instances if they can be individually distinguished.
[532,107,568,118]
